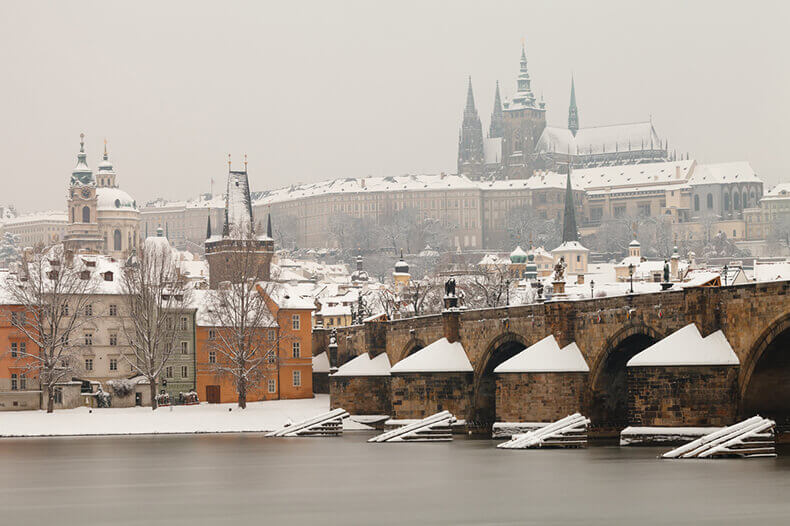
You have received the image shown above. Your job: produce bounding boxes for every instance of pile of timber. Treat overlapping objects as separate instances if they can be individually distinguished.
[662,416,776,459]
[497,413,590,449]
[368,411,456,443]
[265,408,350,437]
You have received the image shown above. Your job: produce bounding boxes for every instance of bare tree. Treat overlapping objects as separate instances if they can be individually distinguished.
[768,215,790,247]
[3,246,98,413]
[506,206,561,250]
[460,267,512,309]
[203,247,280,408]
[404,276,443,316]
[120,238,192,410]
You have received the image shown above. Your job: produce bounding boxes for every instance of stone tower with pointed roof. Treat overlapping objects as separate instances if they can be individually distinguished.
[205,157,274,289]
[457,77,485,179]
[501,43,547,180]
[489,81,504,139]
[568,76,579,137]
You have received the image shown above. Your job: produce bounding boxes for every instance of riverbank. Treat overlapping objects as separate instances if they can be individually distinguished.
[0,394,370,437]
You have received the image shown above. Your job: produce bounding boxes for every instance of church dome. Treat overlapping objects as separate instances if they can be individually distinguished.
[144,227,172,258]
[97,187,137,211]
[629,238,641,247]
[394,253,409,274]
[510,245,527,263]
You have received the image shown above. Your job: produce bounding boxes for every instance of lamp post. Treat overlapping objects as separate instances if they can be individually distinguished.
[590,279,595,299]
[723,264,729,286]
[628,263,635,294]
[506,279,510,306]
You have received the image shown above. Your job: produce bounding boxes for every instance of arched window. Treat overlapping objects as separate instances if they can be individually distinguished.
[71,208,75,222]
[82,206,90,223]
[743,192,748,208]
[724,193,730,211]
[734,192,740,210]
[694,195,700,211]
[706,193,713,209]
[113,229,122,251]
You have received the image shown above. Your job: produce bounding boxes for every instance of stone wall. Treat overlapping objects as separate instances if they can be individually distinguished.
[627,365,739,427]
[313,372,330,394]
[495,372,588,423]
[330,376,391,415]
[391,372,473,420]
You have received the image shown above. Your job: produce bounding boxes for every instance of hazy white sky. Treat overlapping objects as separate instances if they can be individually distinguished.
[1,0,788,212]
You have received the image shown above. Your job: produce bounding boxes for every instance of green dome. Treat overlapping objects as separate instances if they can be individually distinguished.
[510,246,528,264]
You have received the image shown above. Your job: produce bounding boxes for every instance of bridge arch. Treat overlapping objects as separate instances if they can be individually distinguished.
[397,337,426,363]
[589,323,664,434]
[740,311,790,430]
[471,331,528,430]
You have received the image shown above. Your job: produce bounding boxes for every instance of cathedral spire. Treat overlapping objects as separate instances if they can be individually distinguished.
[266,212,273,239]
[512,41,537,108]
[457,77,485,178]
[71,133,94,186]
[562,167,579,243]
[489,81,504,138]
[568,75,579,136]
[464,76,476,115]
[206,213,212,239]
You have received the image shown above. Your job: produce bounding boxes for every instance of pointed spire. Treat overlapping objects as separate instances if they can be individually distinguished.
[71,133,93,186]
[458,76,484,176]
[489,81,504,139]
[568,75,579,136]
[103,138,108,160]
[512,41,537,108]
[562,167,579,243]
[206,213,212,240]
[266,212,273,239]
[464,76,477,116]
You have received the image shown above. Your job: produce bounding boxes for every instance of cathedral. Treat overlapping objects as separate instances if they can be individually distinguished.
[63,134,140,259]
[458,44,671,180]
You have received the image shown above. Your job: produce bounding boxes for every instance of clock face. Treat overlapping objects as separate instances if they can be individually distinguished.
[81,188,91,199]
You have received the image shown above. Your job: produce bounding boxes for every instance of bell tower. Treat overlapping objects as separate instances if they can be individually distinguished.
[64,134,103,253]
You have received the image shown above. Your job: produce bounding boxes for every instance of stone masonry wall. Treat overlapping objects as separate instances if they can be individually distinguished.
[391,372,473,420]
[627,365,739,427]
[496,372,588,423]
[330,376,391,415]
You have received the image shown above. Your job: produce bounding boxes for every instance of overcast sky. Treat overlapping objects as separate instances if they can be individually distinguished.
[1,0,788,212]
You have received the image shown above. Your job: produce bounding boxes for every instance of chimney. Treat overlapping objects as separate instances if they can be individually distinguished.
[442,310,460,344]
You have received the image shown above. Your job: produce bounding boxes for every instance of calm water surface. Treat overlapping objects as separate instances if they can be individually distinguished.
[1,432,789,525]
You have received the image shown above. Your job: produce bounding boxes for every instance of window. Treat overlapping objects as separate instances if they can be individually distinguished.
[10,342,17,358]
[267,352,276,364]
[62,304,69,316]
[181,365,188,378]
[268,329,276,341]
[109,304,117,316]
[19,374,26,390]
[268,379,276,393]
[54,387,63,404]
[82,206,91,223]
[166,318,173,330]
[694,195,700,211]
[84,333,93,346]
[292,314,300,330]
[613,206,626,218]
[638,203,651,217]
[109,358,118,371]
[208,329,216,340]
[109,333,117,346]
[706,193,713,209]
[590,208,603,222]
[180,316,188,331]
[166,366,173,378]
[113,229,122,251]
[292,370,301,387]
[292,341,301,358]
[20,342,25,355]
[85,359,93,371]
[724,193,730,211]
[11,374,17,390]
[181,341,189,354]
[85,304,92,316]
[208,351,216,364]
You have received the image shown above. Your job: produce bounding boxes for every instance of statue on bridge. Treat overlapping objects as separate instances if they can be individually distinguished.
[663,260,670,283]
[553,257,566,282]
[445,277,457,297]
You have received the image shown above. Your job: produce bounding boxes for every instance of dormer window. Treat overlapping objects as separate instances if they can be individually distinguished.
[103,271,113,282]
[80,270,90,280]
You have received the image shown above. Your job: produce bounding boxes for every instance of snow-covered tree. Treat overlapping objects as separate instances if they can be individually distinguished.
[2,245,99,413]
[0,231,20,268]
[505,206,561,251]
[120,237,192,410]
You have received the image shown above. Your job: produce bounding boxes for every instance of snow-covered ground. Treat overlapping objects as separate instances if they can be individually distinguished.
[0,394,371,438]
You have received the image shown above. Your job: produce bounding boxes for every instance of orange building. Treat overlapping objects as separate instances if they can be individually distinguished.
[0,303,41,411]
[194,286,314,404]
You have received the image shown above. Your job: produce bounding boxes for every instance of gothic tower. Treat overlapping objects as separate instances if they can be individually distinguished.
[457,77,485,179]
[489,81,504,139]
[568,76,579,137]
[501,43,547,179]
[562,168,579,243]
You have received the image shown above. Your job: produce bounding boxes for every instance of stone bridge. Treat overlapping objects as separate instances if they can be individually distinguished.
[314,281,790,432]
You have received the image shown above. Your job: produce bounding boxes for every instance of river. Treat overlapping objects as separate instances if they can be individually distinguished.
[1,433,788,525]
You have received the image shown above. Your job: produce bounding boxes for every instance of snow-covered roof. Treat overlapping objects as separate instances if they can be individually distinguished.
[688,162,760,186]
[536,122,661,157]
[627,324,739,367]
[390,337,473,374]
[192,288,277,327]
[493,335,589,373]
[312,351,330,374]
[97,187,137,212]
[680,271,721,288]
[265,283,317,310]
[332,352,391,377]
[1,211,68,226]
[754,261,790,282]
[318,304,351,317]
[552,241,589,253]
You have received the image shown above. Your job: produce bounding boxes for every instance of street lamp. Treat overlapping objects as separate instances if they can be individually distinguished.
[628,263,635,294]
[506,279,510,306]
[590,279,595,299]
[723,264,729,286]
